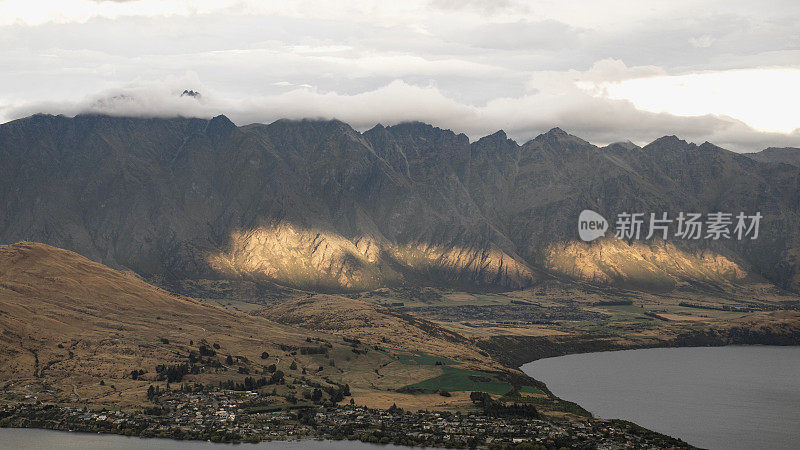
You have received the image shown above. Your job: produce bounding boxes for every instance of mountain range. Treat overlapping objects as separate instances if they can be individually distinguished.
[1,114,798,294]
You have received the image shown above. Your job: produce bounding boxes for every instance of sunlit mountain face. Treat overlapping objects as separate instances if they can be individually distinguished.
[1,114,798,294]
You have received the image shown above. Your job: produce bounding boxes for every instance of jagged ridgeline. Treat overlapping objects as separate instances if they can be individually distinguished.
[1,114,798,293]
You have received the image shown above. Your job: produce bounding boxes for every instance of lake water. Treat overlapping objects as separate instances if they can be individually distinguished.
[522,345,800,450]
[0,428,418,449]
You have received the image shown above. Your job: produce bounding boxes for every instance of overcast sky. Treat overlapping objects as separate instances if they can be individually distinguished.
[1,0,799,151]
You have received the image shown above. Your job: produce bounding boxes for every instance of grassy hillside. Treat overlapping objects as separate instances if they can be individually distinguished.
[0,242,551,413]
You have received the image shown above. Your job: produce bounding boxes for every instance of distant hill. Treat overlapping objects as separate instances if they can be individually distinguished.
[744,147,800,167]
[1,114,798,293]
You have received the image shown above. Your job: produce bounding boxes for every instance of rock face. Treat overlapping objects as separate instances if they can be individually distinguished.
[745,147,800,167]
[1,114,799,292]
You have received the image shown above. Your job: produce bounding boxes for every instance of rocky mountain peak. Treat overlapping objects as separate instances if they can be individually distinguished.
[527,127,592,150]
[205,114,236,137]
[606,140,640,151]
[473,129,516,147]
[180,89,201,98]
[645,135,686,149]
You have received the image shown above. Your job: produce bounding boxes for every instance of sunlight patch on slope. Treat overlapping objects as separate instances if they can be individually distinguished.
[207,222,538,291]
[545,238,748,291]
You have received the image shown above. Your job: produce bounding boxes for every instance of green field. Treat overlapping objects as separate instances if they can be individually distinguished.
[402,366,512,395]
[519,385,546,395]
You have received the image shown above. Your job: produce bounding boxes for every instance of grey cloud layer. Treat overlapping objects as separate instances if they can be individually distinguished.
[1,0,799,151]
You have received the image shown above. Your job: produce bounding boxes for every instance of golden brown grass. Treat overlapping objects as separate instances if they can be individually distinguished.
[0,242,512,411]
[0,243,379,406]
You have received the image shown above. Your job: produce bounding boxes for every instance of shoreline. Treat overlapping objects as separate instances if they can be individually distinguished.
[518,345,800,450]
[481,325,800,368]
[0,402,692,448]
[4,338,796,448]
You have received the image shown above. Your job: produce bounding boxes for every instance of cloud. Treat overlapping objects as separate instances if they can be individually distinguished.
[427,0,518,14]
[3,67,798,153]
[1,1,800,152]
[587,67,800,134]
[444,19,580,51]
[689,35,716,48]
[0,0,238,25]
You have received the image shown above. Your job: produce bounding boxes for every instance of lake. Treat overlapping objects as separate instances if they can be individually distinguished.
[0,428,418,449]
[522,345,800,449]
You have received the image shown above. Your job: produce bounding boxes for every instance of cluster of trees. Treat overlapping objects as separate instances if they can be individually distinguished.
[469,392,540,419]
[217,376,274,391]
[219,370,284,389]
[269,370,286,384]
[198,344,217,357]
[155,363,197,383]
[301,380,350,403]
[146,385,162,400]
[299,345,329,356]
[188,351,222,368]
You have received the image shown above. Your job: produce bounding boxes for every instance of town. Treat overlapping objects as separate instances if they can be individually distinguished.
[1,388,690,449]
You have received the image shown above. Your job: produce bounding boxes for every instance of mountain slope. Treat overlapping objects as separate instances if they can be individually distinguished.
[262,294,493,370]
[0,242,328,404]
[745,147,800,167]
[0,242,522,410]
[1,114,799,293]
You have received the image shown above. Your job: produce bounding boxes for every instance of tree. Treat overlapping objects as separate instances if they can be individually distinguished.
[269,370,284,384]
[147,385,160,401]
[260,351,269,359]
[311,388,323,402]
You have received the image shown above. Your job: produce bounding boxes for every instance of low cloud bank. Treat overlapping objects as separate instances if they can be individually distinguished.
[2,69,798,152]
